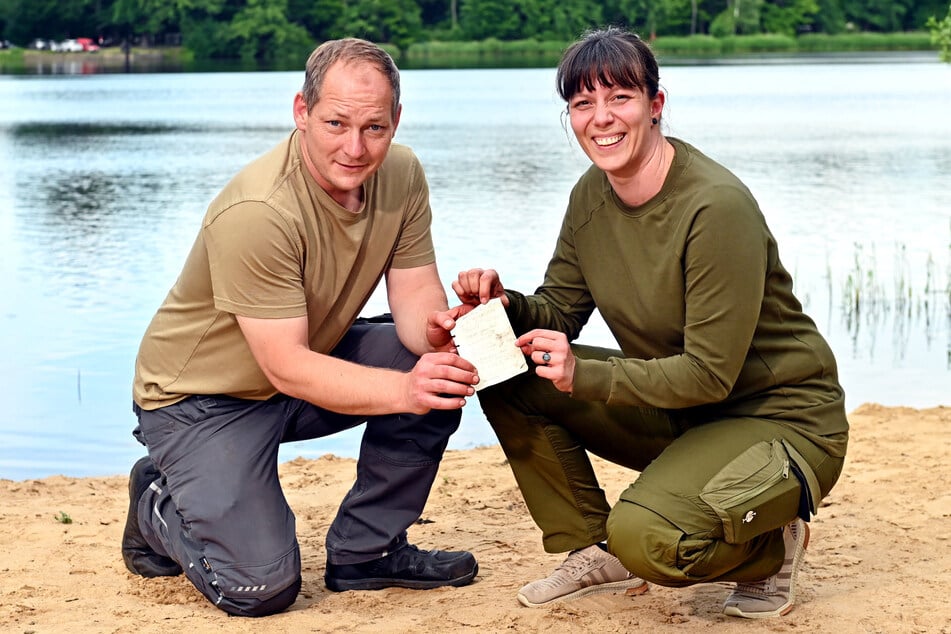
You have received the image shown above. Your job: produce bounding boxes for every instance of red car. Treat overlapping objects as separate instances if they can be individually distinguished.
[75,37,100,52]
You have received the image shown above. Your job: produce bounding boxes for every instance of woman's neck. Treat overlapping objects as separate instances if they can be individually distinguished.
[608,136,674,208]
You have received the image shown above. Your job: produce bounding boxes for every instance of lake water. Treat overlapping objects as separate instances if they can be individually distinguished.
[1,60,949,481]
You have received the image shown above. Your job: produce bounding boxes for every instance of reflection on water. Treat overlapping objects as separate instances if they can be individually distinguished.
[0,61,948,480]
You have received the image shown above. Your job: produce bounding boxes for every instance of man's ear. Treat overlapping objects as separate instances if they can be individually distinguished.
[293,92,309,130]
[392,103,402,134]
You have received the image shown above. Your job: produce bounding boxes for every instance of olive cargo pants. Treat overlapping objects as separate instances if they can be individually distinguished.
[478,344,845,586]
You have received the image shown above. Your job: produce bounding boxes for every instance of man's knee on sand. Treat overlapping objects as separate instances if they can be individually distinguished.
[214,575,303,617]
[182,538,305,617]
[187,553,304,617]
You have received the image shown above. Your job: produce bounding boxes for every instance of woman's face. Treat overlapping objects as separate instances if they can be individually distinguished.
[567,79,663,178]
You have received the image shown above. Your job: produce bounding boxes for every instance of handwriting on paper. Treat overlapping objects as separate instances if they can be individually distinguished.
[452,298,528,390]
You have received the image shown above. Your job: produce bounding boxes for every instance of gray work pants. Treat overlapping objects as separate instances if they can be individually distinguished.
[132,319,461,615]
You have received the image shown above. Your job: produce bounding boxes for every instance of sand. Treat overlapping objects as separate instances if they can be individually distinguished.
[2,404,948,633]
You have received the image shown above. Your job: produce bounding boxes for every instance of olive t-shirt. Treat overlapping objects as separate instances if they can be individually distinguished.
[133,132,435,409]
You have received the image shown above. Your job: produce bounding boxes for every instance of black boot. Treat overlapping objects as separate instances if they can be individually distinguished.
[325,544,478,591]
[121,457,183,577]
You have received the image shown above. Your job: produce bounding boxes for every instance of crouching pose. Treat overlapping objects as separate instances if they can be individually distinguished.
[453,27,847,619]
[123,38,479,616]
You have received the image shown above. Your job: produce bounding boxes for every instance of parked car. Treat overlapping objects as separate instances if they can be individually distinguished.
[29,38,51,50]
[76,37,100,52]
[51,39,84,53]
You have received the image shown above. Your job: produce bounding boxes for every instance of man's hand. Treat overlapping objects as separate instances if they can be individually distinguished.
[516,328,575,393]
[402,351,479,413]
[426,304,473,352]
[452,268,508,307]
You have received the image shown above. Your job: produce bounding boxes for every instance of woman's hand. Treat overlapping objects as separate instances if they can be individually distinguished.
[517,328,575,393]
[452,268,509,307]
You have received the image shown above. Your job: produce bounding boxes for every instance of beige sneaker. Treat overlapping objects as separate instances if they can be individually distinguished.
[723,518,810,618]
[516,544,647,607]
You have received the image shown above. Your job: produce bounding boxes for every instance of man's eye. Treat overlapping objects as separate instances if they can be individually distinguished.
[328,120,341,127]
[369,124,383,132]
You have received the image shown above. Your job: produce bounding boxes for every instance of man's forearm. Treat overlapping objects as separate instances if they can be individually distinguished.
[390,286,450,355]
[271,346,412,415]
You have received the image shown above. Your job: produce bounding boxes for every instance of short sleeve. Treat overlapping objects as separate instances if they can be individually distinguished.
[203,201,307,318]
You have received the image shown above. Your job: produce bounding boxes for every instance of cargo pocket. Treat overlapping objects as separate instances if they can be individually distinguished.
[782,439,821,520]
[699,439,801,544]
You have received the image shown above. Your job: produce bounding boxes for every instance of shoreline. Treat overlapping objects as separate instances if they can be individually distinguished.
[2,404,948,632]
[1,47,940,75]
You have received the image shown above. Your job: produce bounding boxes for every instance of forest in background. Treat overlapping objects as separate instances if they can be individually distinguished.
[2,0,950,65]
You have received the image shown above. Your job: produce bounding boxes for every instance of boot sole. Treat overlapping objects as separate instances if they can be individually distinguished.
[326,563,478,592]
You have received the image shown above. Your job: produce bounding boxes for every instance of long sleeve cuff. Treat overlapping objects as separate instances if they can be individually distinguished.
[571,357,613,402]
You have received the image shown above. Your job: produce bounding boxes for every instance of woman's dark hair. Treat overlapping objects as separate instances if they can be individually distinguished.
[556,27,660,102]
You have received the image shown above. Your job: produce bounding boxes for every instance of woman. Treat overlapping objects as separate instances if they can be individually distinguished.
[453,27,848,619]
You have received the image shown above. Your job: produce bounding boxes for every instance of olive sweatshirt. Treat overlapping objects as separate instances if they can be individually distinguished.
[504,138,848,457]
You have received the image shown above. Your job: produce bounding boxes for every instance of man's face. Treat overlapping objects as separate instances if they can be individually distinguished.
[293,60,401,210]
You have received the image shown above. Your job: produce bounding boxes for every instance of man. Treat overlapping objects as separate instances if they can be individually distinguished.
[123,38,480,617]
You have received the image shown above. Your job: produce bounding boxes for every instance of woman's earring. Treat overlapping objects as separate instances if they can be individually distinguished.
[651,117,658,125]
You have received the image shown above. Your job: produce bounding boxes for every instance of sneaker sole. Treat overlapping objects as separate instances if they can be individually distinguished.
[326,563,479,592]
[517,577,648,608]
[723,520,811,619]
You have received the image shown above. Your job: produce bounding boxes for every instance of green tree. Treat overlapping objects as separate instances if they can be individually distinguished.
[927,2,951,61]
[517,0,603,40]
[339,0,423,50]
[710,0,764,35]
[228,0,313,62]
[111,0,231,48]
[287,0,347,41]
[908,0,951,29]
[417,0,452,28]
[459,0,522,39]
[3,0,109,44]
[761,0,820,35]
[812,0,846,33]
[840,0,912,31]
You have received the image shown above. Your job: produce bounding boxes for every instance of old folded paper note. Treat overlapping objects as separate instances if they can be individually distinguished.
[451,298,528,390]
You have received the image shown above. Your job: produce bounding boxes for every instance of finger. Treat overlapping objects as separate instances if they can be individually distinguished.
[515,330,542,347]
[467,270,486,297]
[529,334,552,352]
[430,309,454,331]
[426,394,468,410]
[427,378,475,397]
[453,271,481,297]
[532,350,552,365]
[479,271,497,303]
[444,353,478,374]
[421,355,478,381]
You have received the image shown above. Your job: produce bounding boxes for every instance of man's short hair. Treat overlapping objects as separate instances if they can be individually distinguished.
[301,38,401,120]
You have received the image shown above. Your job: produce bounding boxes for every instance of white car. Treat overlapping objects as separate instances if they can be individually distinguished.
[52,39,84,53]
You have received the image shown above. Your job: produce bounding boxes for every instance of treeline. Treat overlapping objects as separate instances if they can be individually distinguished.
[2,0,949,63]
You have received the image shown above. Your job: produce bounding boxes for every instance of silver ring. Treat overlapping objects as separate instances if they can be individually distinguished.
[541,352,551,363]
